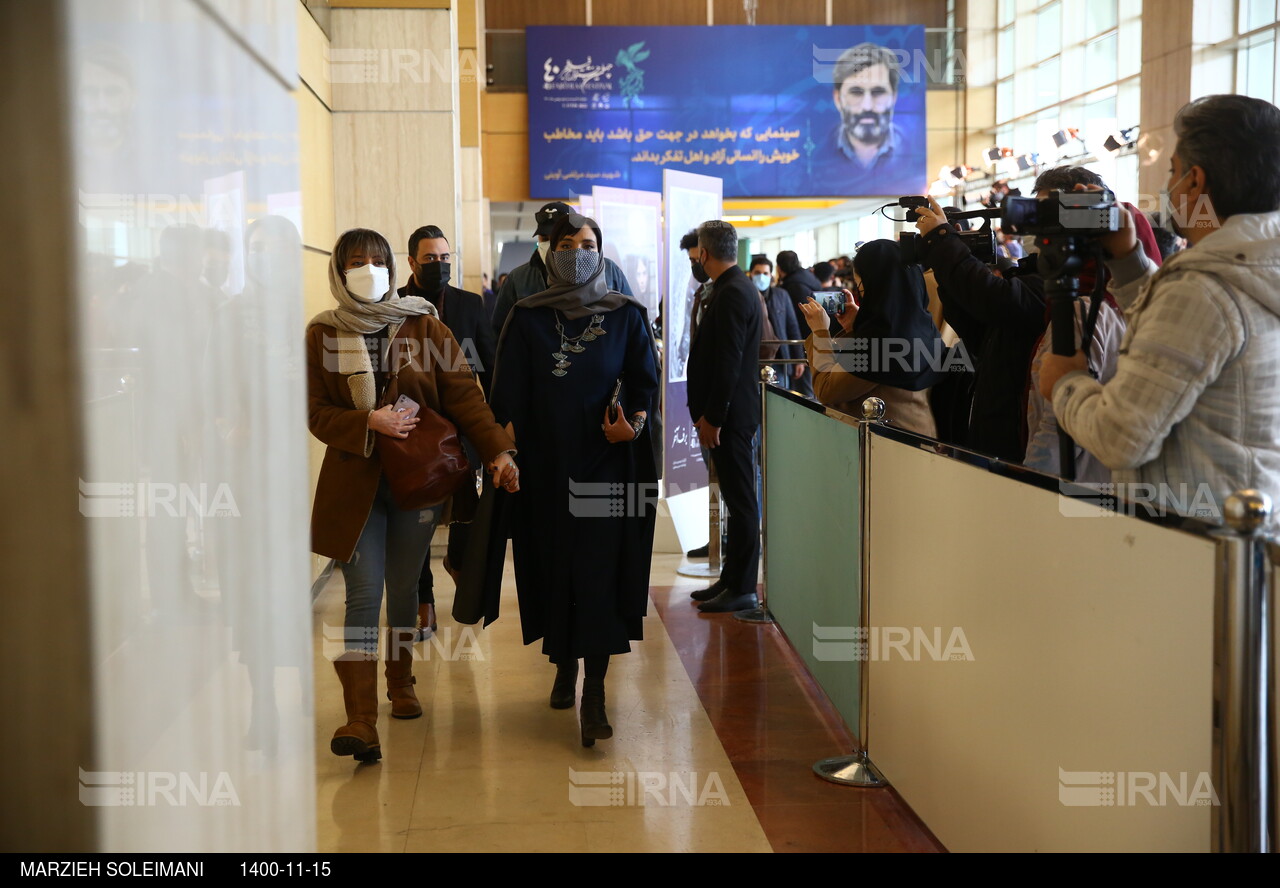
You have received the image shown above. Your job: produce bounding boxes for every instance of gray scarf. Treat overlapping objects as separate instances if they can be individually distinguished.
[308,252,436,334]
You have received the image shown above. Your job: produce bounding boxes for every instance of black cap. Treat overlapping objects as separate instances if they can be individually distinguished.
[533,201,573,238]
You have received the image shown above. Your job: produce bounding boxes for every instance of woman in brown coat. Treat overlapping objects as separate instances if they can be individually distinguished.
[798,240,941,437]
[307,228,518,763]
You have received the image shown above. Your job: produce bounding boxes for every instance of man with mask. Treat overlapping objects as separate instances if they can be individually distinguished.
[750,255,806,387]
[1041,94,1280,525]
[776,251,821,397]
[823,42,916,196]
[686,221,763,614]
[398,224,494,637]
[491,201,633,337]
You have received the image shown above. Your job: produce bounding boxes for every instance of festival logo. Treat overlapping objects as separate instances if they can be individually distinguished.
[614,41,650,108]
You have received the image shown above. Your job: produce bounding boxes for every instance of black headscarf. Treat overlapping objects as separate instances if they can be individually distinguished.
[834,239,946,391]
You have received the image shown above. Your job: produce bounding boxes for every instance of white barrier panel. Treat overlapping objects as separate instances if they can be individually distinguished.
[867,434,1217,852]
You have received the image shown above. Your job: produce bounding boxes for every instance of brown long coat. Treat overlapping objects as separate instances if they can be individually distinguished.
[805,330,938,438]
[307,314,515,562]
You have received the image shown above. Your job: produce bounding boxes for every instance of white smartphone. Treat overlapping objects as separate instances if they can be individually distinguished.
[392,394,420,420]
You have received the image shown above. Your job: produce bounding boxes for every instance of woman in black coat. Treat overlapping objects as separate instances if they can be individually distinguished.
[490,213,660,747]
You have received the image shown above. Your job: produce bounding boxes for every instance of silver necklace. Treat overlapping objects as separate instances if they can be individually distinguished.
[552,311,606,377]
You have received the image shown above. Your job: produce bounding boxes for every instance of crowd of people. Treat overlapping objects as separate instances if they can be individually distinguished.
[788,94,1280,530]
[306,92,1280,765]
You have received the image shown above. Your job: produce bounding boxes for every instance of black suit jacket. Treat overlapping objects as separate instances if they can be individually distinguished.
[399,281,497,394]
[687,264,763,430]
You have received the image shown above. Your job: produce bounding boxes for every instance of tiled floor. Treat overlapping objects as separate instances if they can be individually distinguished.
[312,551,942,852]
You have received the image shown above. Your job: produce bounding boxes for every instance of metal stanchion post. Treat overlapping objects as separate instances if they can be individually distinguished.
[1212,490,1275,852]
[815,397,889,787]
[735,367,778,624]
[677,462,722,579]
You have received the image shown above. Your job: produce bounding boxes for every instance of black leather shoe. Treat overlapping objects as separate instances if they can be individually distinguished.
[549,660,578,710]
[686,544,709,559]
[690,582,725,602]
[698,589,759,614]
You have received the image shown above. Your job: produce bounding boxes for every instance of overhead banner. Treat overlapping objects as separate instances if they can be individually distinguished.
[527,25,928,199]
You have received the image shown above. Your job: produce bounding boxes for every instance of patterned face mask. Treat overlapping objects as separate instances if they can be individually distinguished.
[548,248,601,285]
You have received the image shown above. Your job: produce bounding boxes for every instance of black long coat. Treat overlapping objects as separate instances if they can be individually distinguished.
[687,265,764,430]
[473,301,659,662]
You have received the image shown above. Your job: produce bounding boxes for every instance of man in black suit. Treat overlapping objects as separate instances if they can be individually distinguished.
[399,224,495,637]
[686,220,763,614]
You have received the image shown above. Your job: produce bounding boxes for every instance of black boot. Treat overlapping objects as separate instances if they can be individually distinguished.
[549,660,578,710]
[580,676,613,747]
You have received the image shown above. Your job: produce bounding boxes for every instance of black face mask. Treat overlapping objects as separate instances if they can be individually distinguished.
[690,260,710,284]
[416,261,451,293]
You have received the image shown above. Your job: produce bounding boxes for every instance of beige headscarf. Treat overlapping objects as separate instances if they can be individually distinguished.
[307,243,439,454]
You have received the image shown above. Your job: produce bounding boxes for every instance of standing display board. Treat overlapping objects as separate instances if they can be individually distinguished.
[590,185,663,320]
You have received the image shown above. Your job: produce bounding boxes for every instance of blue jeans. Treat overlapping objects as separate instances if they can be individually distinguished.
[339,475,440,654]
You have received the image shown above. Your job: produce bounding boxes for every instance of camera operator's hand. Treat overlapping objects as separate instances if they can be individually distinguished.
[913,196,950,237]
[1039,350,1089,401]
[798,298,831,336]
[1071,184,1138,260]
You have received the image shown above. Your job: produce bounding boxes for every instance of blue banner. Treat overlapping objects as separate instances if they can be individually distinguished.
[527,25,928,199]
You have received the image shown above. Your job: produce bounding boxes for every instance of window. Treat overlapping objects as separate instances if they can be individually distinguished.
[1037,2,1062,61]
[992,0,1142,200]
[1192,0,1280,103]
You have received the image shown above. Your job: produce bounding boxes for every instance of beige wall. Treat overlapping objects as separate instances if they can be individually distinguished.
[458,0,489,291]
[330,5,462,288]
[1140,0,1197,199]
[297,0,338,581]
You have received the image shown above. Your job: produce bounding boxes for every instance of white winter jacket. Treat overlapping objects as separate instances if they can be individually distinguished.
[1052,211,1280,524]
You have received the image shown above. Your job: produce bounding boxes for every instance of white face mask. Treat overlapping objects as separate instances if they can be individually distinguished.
[751,273,771,292]
[537,241,551,263]
[345,263,389,303]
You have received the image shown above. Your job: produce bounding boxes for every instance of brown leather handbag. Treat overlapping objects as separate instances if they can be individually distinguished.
[376,368,471,510]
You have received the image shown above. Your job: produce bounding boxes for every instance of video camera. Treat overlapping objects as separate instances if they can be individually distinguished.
[998,189,1122,484]
[897,197,1000,268]
[1000,188,1121,239]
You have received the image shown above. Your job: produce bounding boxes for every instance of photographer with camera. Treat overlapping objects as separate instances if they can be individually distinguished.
[798,240,940,437]
[1039,95,1280,522]
[914,166,1121,464]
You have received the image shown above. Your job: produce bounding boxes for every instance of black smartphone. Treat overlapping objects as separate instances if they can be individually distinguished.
[816,289,847,316]
[608,378,623,422]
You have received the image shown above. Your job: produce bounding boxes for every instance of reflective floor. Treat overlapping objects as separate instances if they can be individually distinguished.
[313,552,942,853]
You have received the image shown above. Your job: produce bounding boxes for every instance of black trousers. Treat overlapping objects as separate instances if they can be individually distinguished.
[708,425,760,598]
[417,521,470,605]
